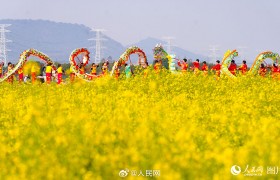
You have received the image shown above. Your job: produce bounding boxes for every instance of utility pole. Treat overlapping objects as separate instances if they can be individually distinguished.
[209,45,219,63]
[88,28,107,64]
[0,24,12,66]
[237,46,248,60]
[162,37,175,54]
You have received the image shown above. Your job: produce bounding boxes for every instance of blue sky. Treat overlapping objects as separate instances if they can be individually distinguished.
[1,0,280,62]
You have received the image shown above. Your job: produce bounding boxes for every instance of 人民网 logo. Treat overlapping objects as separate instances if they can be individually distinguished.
[231,165,242,175]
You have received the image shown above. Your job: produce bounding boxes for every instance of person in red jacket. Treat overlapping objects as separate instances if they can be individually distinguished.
[192,59,200,74]
[228,60,237,76]
[239,60,248,75]
[258,63,267,77]
[211,60,221,78]
[6,62,14,84]
[114,66,120,80]
[177,58,188,73]
[31,64,37,84]
[201,61,208,76]
[17,66,24,83]
[69,65,75,83]
[89,63,98,80]
[153,60,161,74]
[101,61,109,75]
[143,61,149,78]
[269,63,279,78]
[0,62,4,78]
[192,59,200,69]
[79,63,85,75]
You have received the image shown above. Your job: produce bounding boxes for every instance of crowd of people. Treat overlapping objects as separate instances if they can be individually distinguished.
[158,58,279,78]
[0,57,279,84]
[0,62,64,84]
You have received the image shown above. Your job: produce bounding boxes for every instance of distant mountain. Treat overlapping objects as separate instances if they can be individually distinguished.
[0,19,125,63]
[0,19,205,65]
[128,37,206,63]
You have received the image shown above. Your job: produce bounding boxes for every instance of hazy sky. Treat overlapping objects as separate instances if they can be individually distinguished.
[1,0,280,62]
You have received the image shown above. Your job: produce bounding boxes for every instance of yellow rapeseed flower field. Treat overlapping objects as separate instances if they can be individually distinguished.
[0,72,279,179]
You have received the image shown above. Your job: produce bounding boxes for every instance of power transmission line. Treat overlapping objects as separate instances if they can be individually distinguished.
[237,46,248,60]
[162,36,175,54]
[208,45,220,63]
[0,24,12,66]
[88,28,107,64]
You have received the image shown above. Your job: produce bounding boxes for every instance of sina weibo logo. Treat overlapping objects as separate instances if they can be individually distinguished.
[119,169,129,177]
[231,165,242,175]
